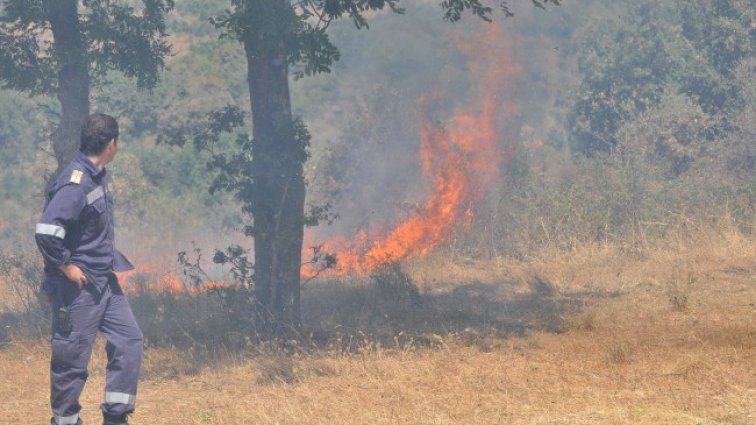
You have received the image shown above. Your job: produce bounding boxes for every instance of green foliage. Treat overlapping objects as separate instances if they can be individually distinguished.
[0,0,174,94]
[616,91,718,176]
[0,91,49,165]
[0,251,47,338]
[85,0,174,90]
[211,245,254,285]
[303,203,339,227]
[108,150,155,218]
[93,35,248,141]
[0,25,53,93]
[212,0,506,81]
[465,130,755,257]
[158,105,247,149]
[727,58,756,183]
[295,0,405,30]
[459,46,756,256]
[569,0,754,153]
[442,0,492,22]
[499,0,561,18]
[212,0,339,79]
[529,0,560,10]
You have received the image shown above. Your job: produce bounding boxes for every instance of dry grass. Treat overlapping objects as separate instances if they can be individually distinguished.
[1,227,755,424]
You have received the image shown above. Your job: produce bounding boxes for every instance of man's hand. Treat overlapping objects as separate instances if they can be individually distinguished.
[59,263,88,288]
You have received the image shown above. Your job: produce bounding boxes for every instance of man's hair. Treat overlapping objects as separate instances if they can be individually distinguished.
[80,113,119,155]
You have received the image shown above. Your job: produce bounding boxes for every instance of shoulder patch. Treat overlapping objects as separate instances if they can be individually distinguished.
[70,170,83,184]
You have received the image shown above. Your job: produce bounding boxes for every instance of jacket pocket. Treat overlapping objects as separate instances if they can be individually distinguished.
[91,197,106,214]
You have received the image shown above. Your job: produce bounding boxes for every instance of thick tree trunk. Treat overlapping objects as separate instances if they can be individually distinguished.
[47,0,90,175]
[244,43,306,332]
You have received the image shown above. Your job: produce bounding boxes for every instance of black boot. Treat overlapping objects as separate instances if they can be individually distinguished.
[102,413,129,425]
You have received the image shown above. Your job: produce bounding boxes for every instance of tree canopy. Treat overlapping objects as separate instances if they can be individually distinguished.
[0,0,174,94]
[569,0,754,154]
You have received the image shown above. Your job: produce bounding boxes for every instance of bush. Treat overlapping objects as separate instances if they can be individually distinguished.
[0,251,48,339]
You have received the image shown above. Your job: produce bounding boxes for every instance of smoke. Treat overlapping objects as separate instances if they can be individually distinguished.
[304,19,522,275]
[111,4,529,287]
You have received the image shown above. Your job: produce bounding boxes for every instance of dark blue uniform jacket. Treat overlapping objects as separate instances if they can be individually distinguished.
[35,152,134,292]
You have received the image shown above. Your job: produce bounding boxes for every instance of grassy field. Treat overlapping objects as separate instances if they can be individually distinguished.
[1,229,754,424]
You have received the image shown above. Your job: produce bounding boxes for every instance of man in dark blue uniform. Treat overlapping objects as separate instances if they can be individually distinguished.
[35,113,142,425]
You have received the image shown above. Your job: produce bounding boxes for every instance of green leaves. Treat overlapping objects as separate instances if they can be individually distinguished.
[214,0,365,78]
[298,0,404,29]
[1,0,46,25]
[0,30,53,93]
[289,26,340,79]
[214,0,505,79]
[158,104,247,150]
[85,0,174,90]
[0,0,52,93]
[441,0,492,22]
[530,0,560,11]
[569,0,754,154]
[0,0,174,94]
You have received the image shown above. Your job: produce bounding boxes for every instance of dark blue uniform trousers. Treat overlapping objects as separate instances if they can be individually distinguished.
[49,273,143,425]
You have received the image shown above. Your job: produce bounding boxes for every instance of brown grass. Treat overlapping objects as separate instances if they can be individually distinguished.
[1,227,754,424]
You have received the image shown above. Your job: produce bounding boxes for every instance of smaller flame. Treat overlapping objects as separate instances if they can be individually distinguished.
[116,264,227,296]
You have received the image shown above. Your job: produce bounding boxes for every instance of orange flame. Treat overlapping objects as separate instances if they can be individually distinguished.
[116,264,227,296]
[119,27,520,285]
[305,25,520,276]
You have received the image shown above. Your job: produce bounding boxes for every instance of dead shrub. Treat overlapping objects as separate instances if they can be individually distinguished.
[529,275,557,297]
[256,354,299,385]
[667,290,690,312]
[370,262,422,307]
[666,272,697,312]
[606,340,634,365]
[255,350,337,385]
[566,310,596,332]
[306,360,338,378]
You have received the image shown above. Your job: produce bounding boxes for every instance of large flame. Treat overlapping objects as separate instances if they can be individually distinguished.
[305,25,519,276]
[119,27,519,290]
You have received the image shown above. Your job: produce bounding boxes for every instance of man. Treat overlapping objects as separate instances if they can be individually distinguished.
[35,113,142,425]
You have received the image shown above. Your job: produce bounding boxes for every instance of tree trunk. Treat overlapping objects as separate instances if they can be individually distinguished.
[244,42,306,332]
[47,0,90,175]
